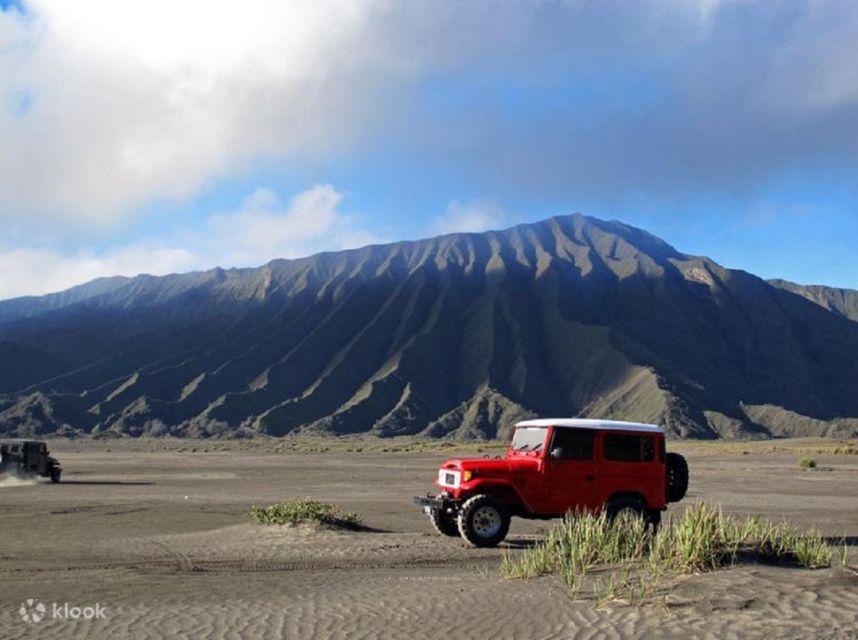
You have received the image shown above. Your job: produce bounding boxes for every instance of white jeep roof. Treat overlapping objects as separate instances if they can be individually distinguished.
[514,419,663,434]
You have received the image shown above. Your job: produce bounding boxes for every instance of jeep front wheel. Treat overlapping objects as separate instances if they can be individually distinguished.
[457,495,510,548]
[429,509,459,537]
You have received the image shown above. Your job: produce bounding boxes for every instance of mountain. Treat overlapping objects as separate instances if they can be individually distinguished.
[0,276,131,323]
[768,279,858,323]
[1,214,857,440]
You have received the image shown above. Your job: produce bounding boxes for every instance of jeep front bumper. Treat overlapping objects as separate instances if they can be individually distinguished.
[413,493,462,517]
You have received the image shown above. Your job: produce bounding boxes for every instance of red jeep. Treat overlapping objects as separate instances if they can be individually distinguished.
[415,419,689,547]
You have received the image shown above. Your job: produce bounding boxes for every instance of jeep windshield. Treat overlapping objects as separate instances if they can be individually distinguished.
[511,427,547,452]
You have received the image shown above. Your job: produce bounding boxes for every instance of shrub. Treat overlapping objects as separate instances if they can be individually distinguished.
[502,502,835,603]
[799,458,817,469]
[789,528,833,568]
[250,498,363,529]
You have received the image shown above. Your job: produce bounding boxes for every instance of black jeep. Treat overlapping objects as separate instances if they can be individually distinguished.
[0,440,62,483]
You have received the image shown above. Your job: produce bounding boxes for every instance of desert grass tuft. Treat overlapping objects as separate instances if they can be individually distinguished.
[250,498,363,529]
[502,502,835,603]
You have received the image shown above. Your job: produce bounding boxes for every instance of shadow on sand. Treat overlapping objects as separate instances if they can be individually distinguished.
[825,536,858,547]
[501,537,542,550]
[59,480,155,486]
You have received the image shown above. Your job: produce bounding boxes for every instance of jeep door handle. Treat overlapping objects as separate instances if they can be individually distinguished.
[585,474,595,481]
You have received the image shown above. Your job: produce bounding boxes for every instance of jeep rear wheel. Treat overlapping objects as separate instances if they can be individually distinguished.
[606,496,646,524]
[666,452,689,502]
[457,495,510,547]
[647,508,662,530]
[607,497,662,530]
[429,509,459,537]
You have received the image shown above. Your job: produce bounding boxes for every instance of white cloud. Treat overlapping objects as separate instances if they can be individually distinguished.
[433,199,509,235]
[3,0,858,226]
[0,184,381,299]
[0,245,196,299]
[205,184,379,265]
[211,185,342,256]
[0,0,396,222]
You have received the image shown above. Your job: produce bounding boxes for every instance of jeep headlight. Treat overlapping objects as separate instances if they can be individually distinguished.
[462,470,473,482]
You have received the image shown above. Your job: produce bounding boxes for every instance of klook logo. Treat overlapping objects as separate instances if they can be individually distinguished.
[18,599,107,624]
[19,599,46,624]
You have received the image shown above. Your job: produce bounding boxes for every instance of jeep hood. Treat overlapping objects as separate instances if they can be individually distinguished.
[439,457,539,475]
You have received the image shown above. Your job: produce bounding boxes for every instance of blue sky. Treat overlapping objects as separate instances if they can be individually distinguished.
[0,1,856,298]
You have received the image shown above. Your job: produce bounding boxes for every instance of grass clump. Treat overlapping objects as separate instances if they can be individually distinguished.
[250,498,363,530]
[502,502,835,604]
[799,457,817,469]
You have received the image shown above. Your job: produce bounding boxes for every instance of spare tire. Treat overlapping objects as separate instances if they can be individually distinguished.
[666,452,689,503]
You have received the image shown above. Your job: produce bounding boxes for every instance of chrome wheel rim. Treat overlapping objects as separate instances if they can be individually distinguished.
[471,505,502,538]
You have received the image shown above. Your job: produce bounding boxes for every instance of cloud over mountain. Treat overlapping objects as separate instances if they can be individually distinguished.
[3,1,858,223]
[0,184,381,299]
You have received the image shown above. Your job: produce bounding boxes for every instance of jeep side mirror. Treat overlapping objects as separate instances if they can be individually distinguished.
[550,446,566,460]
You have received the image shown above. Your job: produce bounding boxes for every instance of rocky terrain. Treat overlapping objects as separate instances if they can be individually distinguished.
[1,213,857,439]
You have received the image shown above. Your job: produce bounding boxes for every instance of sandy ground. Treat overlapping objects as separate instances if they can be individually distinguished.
[1,439,857,639]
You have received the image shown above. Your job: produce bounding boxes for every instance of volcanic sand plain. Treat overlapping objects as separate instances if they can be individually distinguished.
[1,437,857,639]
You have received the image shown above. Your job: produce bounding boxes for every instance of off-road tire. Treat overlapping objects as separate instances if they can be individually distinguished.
[457,495,510,548]
[429,509,460,537]
[666,452,689,502]
[647,508,662,530]
[606,496,646,524]
[50,468,62,484]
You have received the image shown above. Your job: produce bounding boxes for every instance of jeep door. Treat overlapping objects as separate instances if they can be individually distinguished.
[26,442,48,475]
[599,432,662,508]
[543,427,599,514]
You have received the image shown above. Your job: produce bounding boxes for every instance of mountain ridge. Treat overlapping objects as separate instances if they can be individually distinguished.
[1,213,857,440]
[768,278,858,322]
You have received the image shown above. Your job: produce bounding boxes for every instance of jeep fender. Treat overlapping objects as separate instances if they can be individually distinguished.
[464,479,534,515]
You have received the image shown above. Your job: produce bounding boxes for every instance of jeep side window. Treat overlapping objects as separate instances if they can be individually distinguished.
[603,434,655,462]
[551,428,595,460]
[642,437,655,462]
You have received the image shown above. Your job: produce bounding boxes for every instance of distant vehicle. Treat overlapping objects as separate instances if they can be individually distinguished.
[415,419,689,547]
[0,440,62,483]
